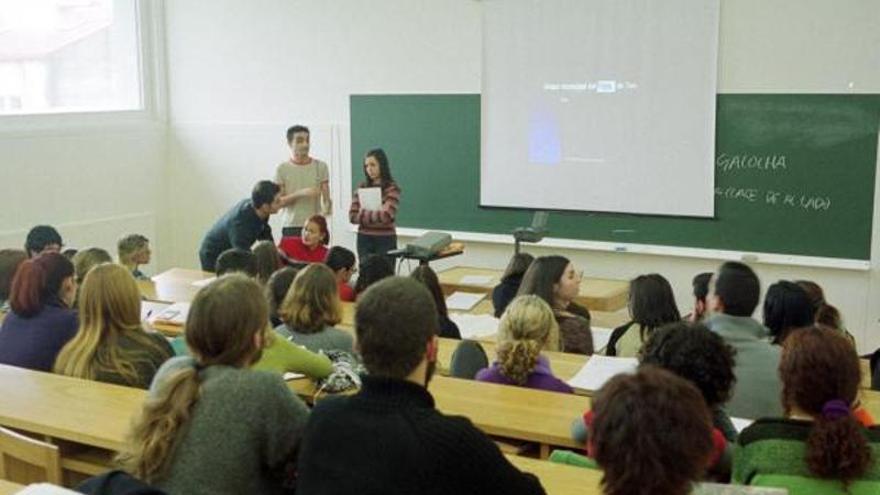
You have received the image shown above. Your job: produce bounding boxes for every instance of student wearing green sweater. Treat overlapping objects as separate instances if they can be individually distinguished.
[734,327,880,489]
[118,274,310,495]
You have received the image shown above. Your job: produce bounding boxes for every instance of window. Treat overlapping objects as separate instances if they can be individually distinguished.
[0,0,143,115]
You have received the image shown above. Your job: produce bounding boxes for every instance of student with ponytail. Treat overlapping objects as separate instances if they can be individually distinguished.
[734,326,880,486]
[0,252,78,371]
[118,274,310,493]
[475,295,573,393]
[54,263,173,389]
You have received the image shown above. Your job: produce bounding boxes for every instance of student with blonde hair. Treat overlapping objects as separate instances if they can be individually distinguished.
[276,263,354,353]
[72,247,113,285]
[118,274,310,493]
[117,234,151,280]
[54,263,173,389]
[475,295,572,393]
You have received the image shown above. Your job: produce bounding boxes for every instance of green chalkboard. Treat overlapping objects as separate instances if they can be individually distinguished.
[350,94,880,260]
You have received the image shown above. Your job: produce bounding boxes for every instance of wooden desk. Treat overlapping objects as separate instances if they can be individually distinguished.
[0,480,24,495]
[508,455,600,494]
[139,268,214,304]
[437,266,629,312]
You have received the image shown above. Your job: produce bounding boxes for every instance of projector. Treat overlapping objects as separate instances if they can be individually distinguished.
[404,231,452,258]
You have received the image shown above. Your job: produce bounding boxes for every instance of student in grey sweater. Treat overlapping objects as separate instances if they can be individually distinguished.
[275,263,354,354]
[118,274,309,495]
[705,261,783,420]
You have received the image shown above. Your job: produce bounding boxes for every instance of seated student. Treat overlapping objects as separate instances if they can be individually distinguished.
[606,273,681,357]
[763,280,815,345]
[24,225,63,258]
[492,252,534,317]
[705,261,782,420]
[796,279,856,344]
[295,277,546,494]
[410,265,461,339]
[476,295,571,393]
[354,253,394,298]
[214,248,258,277]
[516,255,593,355]
[72,247,113,286]
[117,234,151,280]
[251,240,283,285]
[0,253,78,371]
[325,246,357,302]
[61,248,78,260]
[275,263,354,354]
[590,366,716,495]
[265,266,298,327]
[734,327,880,486]
[53,263,173,389]
[0,249,27,312]
[198,180,281,272]
[117,274,310,494]
[278,214,329,263]
[687,272,713,322]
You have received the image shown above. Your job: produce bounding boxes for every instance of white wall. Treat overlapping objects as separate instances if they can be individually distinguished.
[163,0,880,350]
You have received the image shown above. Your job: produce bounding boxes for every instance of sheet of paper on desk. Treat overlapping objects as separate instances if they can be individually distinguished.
[459,275,494,286]
[693,482,786,495]
[591,327,613,353]
[141,301,171,322]
[149,302,191,326]
[445,291,486,311]
[731,417,754,433]
[283,372,306,381]
[17,483,81,494]
[567,355,638,392]
[357,187,382,210]
[449,313,499,339]
[191,277,216,288]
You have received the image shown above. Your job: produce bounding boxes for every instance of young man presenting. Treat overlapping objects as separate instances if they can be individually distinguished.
[275,125,331,237]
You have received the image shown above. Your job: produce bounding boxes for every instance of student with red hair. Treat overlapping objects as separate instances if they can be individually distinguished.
[279,214,329,263]
[0,252,78,371]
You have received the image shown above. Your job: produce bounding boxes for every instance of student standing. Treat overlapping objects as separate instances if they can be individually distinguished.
[295,277,546,495]
[476,295,571,393]
[0,253,78,371]
[349,148,400,263]
[275,125,331,237]
[517,255,593,355]
[54,263,173,389]
[118,274,310,494]
[198,181,281,272]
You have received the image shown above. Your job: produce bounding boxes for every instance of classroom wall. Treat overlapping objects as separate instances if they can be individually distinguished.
[161,0,880,350]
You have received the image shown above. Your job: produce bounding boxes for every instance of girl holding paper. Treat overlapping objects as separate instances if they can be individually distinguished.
[349,148,400,264]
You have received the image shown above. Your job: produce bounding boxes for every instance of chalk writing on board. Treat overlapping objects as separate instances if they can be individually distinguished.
[715,187,831,211]
[716,154,787,173]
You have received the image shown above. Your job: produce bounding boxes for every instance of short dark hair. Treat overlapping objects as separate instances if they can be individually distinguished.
[215,248,258,277]
[286,125,310,143]
[251,180,281,209]
[628,274,681,339]
[713,261,760,317]
[355,277,438,378]
[692,272,712,301]
[354,254,394,295]
[516,255,569,308]
[763,281,815,344]
[592,366,713,495]
[639,322,736,407]
[325,246,356,272]
[25,225,63,257]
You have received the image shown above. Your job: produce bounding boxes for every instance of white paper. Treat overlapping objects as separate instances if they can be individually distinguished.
[357,187,382,210]
[141,301,170,322]
[191,277,215,288]
[459,275,494,286]
[566,355,638,392]
[591,327,613,354]
[731,417,754,433]
[17,484,81,494]
[449,313,500,340]
[283,372,306,381]
[445,291,486,311]
[148,302,191,326]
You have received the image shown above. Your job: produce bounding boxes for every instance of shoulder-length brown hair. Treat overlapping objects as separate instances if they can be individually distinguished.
[280,263,342,333]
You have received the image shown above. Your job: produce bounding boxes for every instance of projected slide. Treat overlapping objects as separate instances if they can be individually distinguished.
[481,0,719,217]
